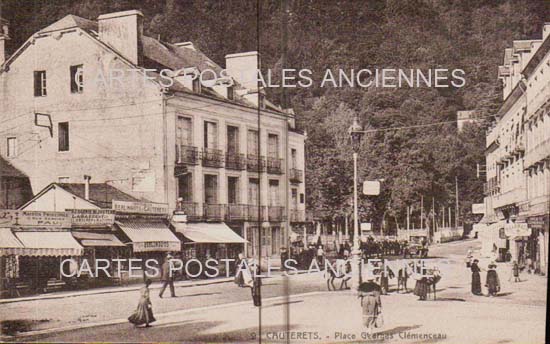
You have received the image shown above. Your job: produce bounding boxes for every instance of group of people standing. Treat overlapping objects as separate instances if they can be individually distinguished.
[468,252,501,297]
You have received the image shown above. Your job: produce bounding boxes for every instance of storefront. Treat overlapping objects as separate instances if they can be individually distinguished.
[504,222,532,265]
[2,229,83,297]
[173,222,246,277]
[527,214,549,275]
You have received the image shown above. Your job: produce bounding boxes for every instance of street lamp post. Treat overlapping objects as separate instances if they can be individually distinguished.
[348,116,364,291]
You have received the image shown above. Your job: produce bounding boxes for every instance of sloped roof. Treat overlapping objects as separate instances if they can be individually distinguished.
[0,156,27,178]
[57,183,141,208]
[40,14,98,33]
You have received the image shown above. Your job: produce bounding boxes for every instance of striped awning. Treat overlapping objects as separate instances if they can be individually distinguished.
[14,231,84,256]
[72,231,126,247]
[0,228,25,256]
[116,219,180,252]
[173,222,247,244]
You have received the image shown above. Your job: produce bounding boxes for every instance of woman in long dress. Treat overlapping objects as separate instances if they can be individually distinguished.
[486,263,500,296]
[128,279,156,327]
[358,283,382,332]
[471,259,482,295]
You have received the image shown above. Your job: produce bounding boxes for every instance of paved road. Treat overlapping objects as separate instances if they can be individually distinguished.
[1,239,547,343]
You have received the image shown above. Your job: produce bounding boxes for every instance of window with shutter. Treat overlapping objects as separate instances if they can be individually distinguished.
[247,129,259,155]
[204,121,218,149]
[268,134,279,158]
[248,178,259,205]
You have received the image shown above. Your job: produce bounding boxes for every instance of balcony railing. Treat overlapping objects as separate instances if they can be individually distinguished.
[226,204,248,221]
[247,205,265,222]
[202,148,224,168]
[266,157,283,174]
[268,206,285,222]
[177,202,201,221]
[203,203,225,221]
[225,152,246,170]
[289,209,306,223]
[289,168,303,183]
[176,145,199,165]
[247,154,266,172]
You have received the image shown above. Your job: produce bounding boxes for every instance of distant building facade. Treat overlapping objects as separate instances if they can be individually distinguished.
[484,23,550,274]
[0,10,307,259]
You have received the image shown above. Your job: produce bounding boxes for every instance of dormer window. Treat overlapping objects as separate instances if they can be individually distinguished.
[192,78,201,93]
[227,86,234,100]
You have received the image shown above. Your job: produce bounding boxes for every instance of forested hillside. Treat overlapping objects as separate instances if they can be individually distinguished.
[2,0,548,230]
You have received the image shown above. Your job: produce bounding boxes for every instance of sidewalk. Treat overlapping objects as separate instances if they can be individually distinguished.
[0,276,234,304]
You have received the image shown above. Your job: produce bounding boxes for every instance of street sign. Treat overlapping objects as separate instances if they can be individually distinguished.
[112,200,169,215]
[363,181,380,195]
[360,222,372,231]
[0,209,71,228]
[472,203,485,214]
[67,209,115,227]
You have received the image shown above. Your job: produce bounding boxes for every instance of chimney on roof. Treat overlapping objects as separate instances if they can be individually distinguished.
[0,18,9,66]
[174,42,196,51]
[225,51,260,91]
[98,10,143,65]
[84,175,91,200]
[544,23,550,41]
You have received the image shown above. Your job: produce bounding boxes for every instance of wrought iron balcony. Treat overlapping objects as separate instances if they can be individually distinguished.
[225,152,246,170]
[226,204,248,221]
[176,202,201,221]
[202,148,224,168]
[289,209,306,223]
[247,154,266,172]
[203,203,225,221]
[267,157,283,174]
[289,168,303,183]
[268,206,285,222]
[247,205,266,222]
[176,145,199,165]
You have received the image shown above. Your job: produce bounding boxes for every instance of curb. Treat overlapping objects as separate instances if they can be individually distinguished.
[0,277,234,305]
[0,291,328,341]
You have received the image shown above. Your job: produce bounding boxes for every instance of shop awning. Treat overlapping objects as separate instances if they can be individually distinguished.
[14,231,84,256]
[72,231,126,247]
[116,219,180,252]
[0,228,25,256]
[173,222,247,244]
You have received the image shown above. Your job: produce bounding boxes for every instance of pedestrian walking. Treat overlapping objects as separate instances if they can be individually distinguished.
[316,245,325,268]
[128,279,156,328]
[358,279,383,333]
[159,253,176,298]
[234,253,245,287]
[471,259,482,295]
[486,263,500,296]
[512,260,520,282]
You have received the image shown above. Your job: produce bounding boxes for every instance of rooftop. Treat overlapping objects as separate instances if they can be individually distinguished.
[57,183,141,208]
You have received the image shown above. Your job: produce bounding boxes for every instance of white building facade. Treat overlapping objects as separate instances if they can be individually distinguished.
[484,23,550,274]
[0,10,307,260]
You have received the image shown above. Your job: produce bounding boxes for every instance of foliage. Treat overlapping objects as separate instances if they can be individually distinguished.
[2,0,548,229]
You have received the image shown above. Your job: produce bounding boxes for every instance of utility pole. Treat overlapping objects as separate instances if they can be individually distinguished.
[455,176,459,229]
[420,195,424,230]
[448,207,451,228]
[407,206,410,230]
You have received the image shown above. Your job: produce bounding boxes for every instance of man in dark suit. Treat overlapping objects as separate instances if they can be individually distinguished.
[159,253,176,298]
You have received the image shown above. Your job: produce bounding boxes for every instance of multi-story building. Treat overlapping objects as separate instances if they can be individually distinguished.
[483,23,550,274]
[0,10,307,259]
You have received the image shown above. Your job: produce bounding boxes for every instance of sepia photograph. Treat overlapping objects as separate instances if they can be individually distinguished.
[0,0,548,343]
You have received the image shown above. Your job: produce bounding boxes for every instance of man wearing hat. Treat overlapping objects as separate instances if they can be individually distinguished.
[159,253,176,298]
